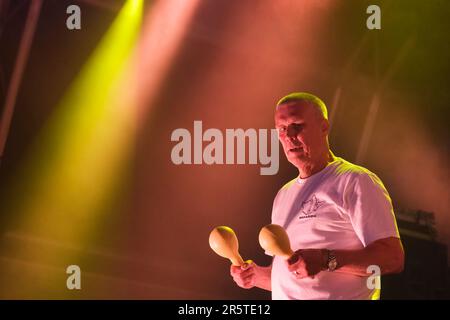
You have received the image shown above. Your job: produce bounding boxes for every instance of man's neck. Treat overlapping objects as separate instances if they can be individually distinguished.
[298,150,335,179]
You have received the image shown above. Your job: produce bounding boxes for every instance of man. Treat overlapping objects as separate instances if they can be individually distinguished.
[230,92,404,300]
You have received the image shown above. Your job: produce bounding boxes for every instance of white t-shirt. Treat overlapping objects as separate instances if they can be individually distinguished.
[270,156,400,300]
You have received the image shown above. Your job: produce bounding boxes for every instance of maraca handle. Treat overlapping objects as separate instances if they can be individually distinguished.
[281,249,295,260]
[230,253,245,266]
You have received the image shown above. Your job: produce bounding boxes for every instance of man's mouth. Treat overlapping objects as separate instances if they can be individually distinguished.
[288,146,303,153]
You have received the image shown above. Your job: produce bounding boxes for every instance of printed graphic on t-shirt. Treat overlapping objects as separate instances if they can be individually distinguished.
[299,194,325,219]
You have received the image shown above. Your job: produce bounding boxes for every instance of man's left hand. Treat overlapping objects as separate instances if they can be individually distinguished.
[286,249,328,279]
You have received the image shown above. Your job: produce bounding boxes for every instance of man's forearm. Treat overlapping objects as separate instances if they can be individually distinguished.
[333,237,404,277]
[254,265,272,291]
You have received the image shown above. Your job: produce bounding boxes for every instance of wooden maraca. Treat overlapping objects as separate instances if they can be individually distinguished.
[258,224,294,259]
[209,226,245,266]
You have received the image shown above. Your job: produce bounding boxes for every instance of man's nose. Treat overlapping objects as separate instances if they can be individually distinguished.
[286,126,298,139]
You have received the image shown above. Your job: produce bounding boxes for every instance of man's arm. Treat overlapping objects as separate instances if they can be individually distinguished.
[254,264,272,291]
[333,236,404,276]
[287,237,404,278]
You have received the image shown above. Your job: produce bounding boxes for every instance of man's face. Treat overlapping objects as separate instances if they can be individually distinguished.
[274,101,329,169]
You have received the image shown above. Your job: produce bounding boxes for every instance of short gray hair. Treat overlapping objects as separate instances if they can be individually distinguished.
[276,92,328,120]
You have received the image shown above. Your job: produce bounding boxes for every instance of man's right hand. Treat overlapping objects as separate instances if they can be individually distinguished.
[230,261,272,291]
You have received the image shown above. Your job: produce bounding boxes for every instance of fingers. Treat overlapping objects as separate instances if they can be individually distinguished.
[230,261,253,275]
[287,255,319,279]
[286,249,325,279]
[287,260,321,279]
[287,256,304,273]
[238,270,255,283]
[230,264,254,280]
[230,262,256,289]
[231,271,255,288]
[287,252,300,265]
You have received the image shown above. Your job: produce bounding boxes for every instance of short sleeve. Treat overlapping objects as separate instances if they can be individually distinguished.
[344,172,400,247]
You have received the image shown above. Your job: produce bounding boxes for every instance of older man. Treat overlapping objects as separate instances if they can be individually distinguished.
[230,92,404,300]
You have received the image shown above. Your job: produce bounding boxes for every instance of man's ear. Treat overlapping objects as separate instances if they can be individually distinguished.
[320,119,330,136]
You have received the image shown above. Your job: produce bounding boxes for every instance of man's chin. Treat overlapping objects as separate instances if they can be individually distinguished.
[287,155,308,167]
[286,150,305,159]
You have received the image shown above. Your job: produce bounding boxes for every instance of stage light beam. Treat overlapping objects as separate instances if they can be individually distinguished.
[0,0,143,297]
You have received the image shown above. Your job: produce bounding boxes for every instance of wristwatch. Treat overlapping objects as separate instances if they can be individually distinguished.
[326,250,338,272]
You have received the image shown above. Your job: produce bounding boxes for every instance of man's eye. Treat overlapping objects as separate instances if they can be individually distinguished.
[278,127,286,133]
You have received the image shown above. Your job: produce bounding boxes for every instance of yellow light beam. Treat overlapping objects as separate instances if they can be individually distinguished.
[0,0,143,297]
